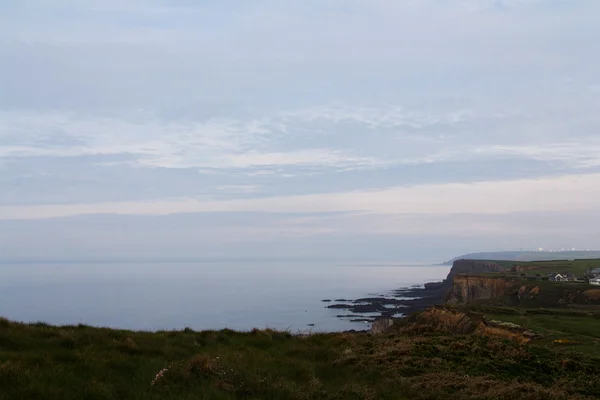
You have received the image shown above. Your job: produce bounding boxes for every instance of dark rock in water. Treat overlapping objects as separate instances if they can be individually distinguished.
[354,297,404,305]
[329,302,398,314]
[325,280,448,322]
[307,324,315,327]
[337,314,369,318]
[326,304,354,309]
[326,259,512,327]
[424,281,445,290]
[321,299,332,302]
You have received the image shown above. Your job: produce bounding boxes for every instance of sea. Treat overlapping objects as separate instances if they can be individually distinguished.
[0,261,449,332]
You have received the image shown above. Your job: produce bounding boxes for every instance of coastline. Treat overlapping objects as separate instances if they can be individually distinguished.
[324,280,447,326]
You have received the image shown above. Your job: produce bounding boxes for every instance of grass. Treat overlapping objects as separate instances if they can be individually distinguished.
[482,259,600,277]
[478,310,600,357]
[1,317,600,399]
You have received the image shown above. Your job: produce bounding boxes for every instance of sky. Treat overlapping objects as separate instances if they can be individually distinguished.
[1,0,600,262]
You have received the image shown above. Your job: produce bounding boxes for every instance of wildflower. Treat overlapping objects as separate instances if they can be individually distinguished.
[151,367,169,386]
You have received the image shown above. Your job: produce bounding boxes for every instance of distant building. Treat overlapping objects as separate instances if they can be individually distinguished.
[547,273,577,282]
[589,277,600,285]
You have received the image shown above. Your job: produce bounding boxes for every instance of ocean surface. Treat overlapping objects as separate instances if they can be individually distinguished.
[0,261,449,332]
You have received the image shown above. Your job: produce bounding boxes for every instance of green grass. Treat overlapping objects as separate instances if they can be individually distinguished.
[481,258,600,277]
[455,306,600,358]
[1,316,600,399]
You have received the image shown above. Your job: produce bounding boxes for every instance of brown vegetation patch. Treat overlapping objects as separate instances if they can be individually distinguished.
[583,289,600,300]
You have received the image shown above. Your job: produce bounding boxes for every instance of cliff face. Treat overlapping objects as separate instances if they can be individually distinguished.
[445,275,518,305]
[441,260,511,305]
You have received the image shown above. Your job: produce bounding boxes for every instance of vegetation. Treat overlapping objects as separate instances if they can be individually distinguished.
[1,315,600,399]
[445,251,600,265]
[488,258,600,277]
[455,306,600,358]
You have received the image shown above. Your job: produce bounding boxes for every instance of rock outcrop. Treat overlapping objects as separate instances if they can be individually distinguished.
[445,275,518,305]
[371,317,394,334]
[407,307,536,344]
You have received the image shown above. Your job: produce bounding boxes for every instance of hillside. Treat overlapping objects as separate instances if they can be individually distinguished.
[443,251,600,265]
[1,316,600,399]
[419,257,600,359]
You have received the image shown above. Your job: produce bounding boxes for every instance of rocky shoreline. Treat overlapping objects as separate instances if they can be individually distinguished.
[323,281,448,325]
[322,259,505,328]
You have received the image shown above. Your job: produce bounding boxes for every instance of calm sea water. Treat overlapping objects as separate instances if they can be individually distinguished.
[0,261,448,332]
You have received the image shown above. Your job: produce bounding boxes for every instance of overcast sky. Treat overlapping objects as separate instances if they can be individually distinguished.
[1,0,599,262]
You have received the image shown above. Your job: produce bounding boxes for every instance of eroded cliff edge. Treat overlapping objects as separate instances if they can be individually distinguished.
[440,259,508,304]
[445,275,519,305]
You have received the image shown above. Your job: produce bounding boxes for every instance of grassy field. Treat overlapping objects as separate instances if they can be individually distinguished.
[458,305,600,357]
[2,316,600,400]
[485,259,600,277]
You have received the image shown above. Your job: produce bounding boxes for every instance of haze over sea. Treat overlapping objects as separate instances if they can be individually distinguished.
[0,261,447,332]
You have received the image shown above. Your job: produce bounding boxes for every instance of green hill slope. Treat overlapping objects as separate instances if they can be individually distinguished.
[1,317,600,399]
[444,251,600,265]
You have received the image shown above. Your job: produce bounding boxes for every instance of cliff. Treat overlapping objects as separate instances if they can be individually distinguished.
[438,259,507,304]
[442,259,600,307]
[445,275,518,305]
[445,259,502,280]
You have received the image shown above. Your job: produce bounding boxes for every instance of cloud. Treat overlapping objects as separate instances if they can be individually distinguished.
[2,172,599,220]
[1,0,599,258]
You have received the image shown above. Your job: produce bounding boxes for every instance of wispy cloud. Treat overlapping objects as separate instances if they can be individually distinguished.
[3,173,600,220]
[1,0,599,257]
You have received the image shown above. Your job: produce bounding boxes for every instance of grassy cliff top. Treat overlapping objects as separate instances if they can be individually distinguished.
[1,316,600,399]
[459,258,600,277]
[445,251,600,265]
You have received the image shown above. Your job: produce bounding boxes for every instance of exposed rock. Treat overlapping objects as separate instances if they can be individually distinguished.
[518,286,528,297]
[328,259,514,326]
[424,281,444,290]
[353,297,405,305]
[407,307,536,344]
[336,314,371,318]
[327,302,403,314]
[529,286,540,296]
[326,304,354,309]
[517,285,528,302]
[370,317,394,334]
[528,286,541,300]
[445,275,518,305]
